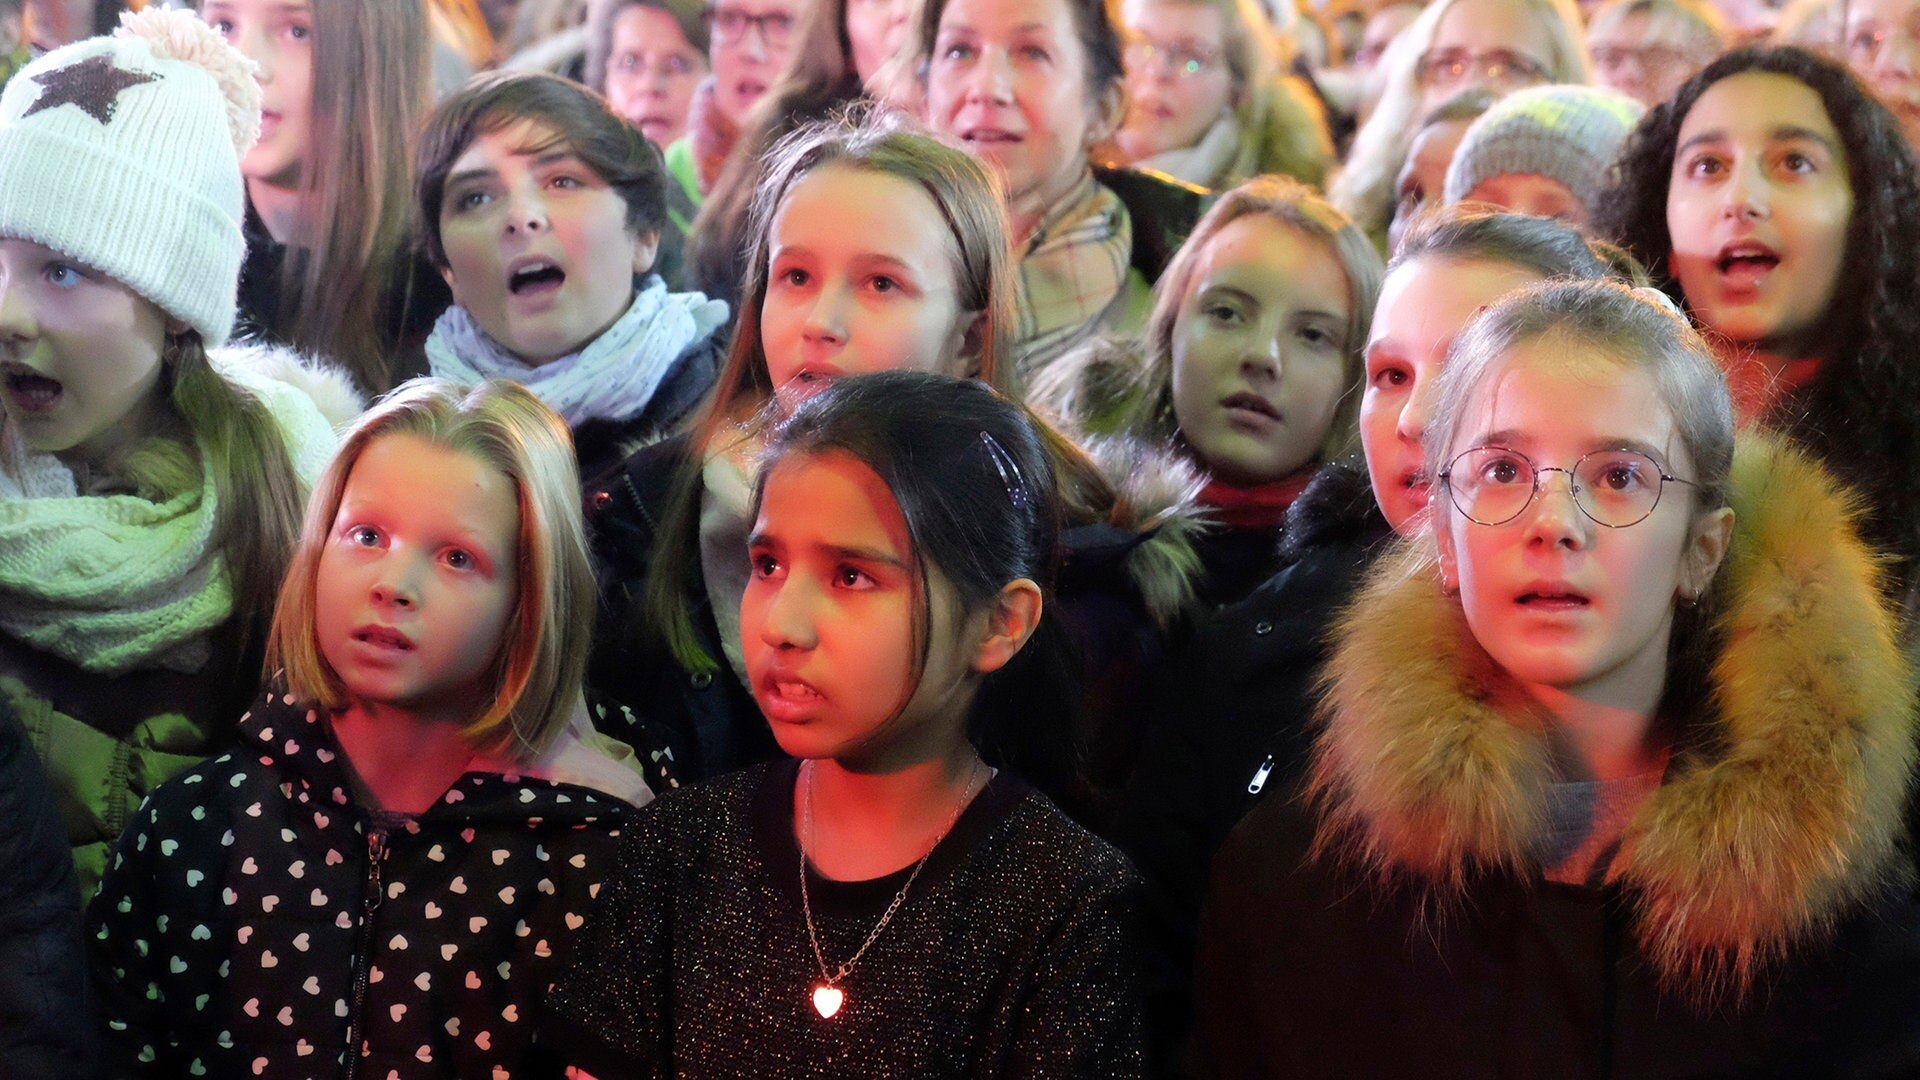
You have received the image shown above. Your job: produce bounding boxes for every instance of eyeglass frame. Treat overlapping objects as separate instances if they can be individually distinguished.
[1413,47,1550,89]
[704,4,795,47]
[1125,36,1227,80]
[1437,445,1700,529]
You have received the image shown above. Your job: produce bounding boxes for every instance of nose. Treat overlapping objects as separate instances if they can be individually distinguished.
[740,22,771,62]
[755,577,819,651]
[369,561,420,612]
[1241,333,1283,383]
[966,46,1017,104]
[0,273,36,351]
[503,184,549,236]
[1722,160,1770,221]
[1522,468,1591,549]
[1398,372,1434,443]
[801,280,850,347]
[1881,31,1919,76]
[233,24,274,82]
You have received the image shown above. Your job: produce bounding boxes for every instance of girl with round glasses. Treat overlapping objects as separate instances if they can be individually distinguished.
[1191,279,1920,1074]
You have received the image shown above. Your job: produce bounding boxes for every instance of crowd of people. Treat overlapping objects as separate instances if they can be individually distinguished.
[2,0,1920,1075]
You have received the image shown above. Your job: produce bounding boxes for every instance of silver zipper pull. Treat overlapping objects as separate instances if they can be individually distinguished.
[1247,755,1275,795]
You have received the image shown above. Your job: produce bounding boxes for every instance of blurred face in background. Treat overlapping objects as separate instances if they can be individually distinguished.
[26,0,92,50]
[1847,0,1920,148]
[605,3,708,147]
[1590,7,1720,108]
[707,0,800,126]
[847,0,915,83]
[1414,0,1556,114]
[1117,0,1236,161]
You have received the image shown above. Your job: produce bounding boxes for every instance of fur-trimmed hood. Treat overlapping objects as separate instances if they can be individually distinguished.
[1067,433,1210,629]
[1311,432,1917,1001]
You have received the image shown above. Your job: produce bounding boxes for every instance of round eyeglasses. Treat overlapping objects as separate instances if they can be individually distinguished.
[1438,446,1698,528]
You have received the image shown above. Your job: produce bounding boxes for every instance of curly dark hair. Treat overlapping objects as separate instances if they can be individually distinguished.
[1594,45,1920,603]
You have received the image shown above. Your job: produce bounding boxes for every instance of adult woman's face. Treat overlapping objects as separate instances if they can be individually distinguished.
[1116,0,1235,162]
[605,4,708,148]
[1414,0,1558,114]
[927,0,1120,234]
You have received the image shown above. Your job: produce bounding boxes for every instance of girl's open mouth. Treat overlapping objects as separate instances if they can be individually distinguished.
[3,369,61,414]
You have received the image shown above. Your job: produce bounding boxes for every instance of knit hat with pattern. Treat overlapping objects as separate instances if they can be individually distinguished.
[0,9,260,345]
[1442,85,1644,211]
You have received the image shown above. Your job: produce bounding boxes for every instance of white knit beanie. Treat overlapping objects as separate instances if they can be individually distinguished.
[0,9,261,346]
[1442,85,1645,211]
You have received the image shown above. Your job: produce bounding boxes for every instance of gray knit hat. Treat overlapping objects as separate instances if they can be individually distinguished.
[0,9,260,345]
[1443,85,1644,210]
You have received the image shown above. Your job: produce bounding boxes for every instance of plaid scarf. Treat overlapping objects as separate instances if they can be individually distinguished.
[1013,173,1132,378]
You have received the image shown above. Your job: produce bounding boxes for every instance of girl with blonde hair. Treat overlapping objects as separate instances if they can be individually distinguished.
[90,378,646,1076]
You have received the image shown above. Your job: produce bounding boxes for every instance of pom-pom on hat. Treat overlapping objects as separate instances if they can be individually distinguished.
[1442,85,1644,212]
[0,9,261,345]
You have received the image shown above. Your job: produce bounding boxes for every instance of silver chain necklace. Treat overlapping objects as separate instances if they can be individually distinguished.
[798,759,984,1019]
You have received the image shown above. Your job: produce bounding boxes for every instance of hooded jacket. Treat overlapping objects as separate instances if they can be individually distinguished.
[0,346,362,902]
[87,689,633,1079]
[1192,435,1920,1078]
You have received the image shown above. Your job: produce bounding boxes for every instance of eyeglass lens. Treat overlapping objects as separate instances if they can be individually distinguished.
[1445,447,1672,527]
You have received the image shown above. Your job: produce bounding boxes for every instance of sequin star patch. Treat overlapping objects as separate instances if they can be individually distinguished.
[24,54,157,126]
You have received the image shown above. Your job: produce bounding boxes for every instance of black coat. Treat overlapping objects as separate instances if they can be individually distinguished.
[572,331,726,499]
[87,690,631,1078]
[584,434,782,784]
[1114,460,1389,1069]
[0,695,101,1077]
[1191,792,1920,1079]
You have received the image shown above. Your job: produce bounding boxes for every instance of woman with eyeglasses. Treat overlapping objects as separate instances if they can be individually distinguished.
[1586,0,1726,108]
[1189,278,1920,1077]
[1329,0,1589,251]
[1106,0,1334,192]
[591,0,709,151]
[658,0,799,208]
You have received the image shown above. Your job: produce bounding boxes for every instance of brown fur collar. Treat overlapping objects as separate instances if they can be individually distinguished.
[1312,433,1916,1000]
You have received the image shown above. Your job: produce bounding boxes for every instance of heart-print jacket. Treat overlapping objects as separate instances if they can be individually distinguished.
[86,687,632,1078]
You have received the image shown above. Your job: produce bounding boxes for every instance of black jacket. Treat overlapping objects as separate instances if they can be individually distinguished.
[88,689,631,1078]
[0,695,101,1077]
[584,434,782,784]
[573,330,726,498]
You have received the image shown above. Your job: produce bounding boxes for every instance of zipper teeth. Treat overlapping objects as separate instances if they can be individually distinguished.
[341,829,388,1080]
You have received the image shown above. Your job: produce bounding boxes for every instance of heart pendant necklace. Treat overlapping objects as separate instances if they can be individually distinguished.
[799,760,984,1019]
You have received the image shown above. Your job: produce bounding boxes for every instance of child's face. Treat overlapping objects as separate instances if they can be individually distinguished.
[1362,255,1542,535]
[743,451,983,769]
[605,4,708,148]
[760,164,975,409]
[1665,73,1853,356]
[707,0,800,126]
[1117,0,1235,162]
[203,0,315,190]
[928,0,1119,232]
[1169,214,1353,486]
[1389,118,1473,252]
[1847,0,1920,144]
[0,238,175,466]
[315,433,520,722]
[1436,345,1722,705]
[1460,172,1585,228]
[438,118,658,365]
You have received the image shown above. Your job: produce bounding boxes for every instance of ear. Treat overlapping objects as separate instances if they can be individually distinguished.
[1679,505,1735,604]
[1087,79,1127,149]
[949,308,987,371]
[164,316,192,337]
[631,229,662,277]
[439,262,459,293]
[971,578,1043,676]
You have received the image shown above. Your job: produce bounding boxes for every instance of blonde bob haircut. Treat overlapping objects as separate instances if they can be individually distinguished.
[266,377,595,760]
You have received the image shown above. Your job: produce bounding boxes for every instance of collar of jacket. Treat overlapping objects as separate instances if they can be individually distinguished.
[238,690,618,829]
[1310,431,1916,1002]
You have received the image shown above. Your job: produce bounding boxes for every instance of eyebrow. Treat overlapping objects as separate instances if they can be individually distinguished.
[1676,125,1839,156]
[445,150,581,190]
[747,533,908,569]
[1475,429,1673,463]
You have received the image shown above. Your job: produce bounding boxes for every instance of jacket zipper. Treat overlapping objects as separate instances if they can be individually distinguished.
[1247,754,1276,795]
[341,827,389,1080]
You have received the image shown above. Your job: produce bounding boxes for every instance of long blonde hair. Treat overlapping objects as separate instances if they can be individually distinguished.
[267,379,596,759]
[269,0,430,395]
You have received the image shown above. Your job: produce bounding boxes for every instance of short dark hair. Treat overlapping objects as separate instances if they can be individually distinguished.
[414,71,667,270]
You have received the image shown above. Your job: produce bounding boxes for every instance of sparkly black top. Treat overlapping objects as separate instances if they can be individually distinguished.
[545,759,1149,1077]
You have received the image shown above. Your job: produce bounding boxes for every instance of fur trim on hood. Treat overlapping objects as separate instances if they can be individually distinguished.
[213,342,365,430]
[1310,433,1917,1003]
[1076,434,1210,628]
